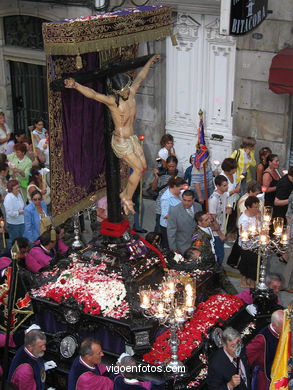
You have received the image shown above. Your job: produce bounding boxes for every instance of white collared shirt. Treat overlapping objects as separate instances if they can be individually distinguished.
[223,349,247,389]
[24,347,37,360]
[79,357,95,370]
[3,192,24,224]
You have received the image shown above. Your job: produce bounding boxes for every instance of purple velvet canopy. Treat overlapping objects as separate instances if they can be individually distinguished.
[43,5,173,224]
[61,53,105,191]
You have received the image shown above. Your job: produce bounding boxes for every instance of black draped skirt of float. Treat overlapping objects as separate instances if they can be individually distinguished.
[238,248,258,281]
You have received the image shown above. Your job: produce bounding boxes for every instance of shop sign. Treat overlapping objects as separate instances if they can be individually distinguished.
[230,0,268,36]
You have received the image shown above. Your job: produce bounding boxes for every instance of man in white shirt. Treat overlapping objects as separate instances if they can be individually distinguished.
[209,175,232,264]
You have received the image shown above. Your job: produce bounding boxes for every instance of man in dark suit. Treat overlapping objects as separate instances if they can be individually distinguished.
[167,190,202,254]
[207,327,250,390]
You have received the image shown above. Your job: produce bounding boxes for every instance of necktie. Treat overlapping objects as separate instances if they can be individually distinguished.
[186,207,193,218]
[233,358,247,386]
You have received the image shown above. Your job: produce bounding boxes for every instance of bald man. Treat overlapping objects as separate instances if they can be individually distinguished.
[245,310,284,390]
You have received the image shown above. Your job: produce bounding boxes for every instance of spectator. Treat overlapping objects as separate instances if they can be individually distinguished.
[68,338,113,390]
[31,119,47,147]
[23,136,46,168]
[273,166,293,218]
[221,158,241,240]
[23,190,50,243]
[189,161,214,207]
[0,111,12,154]
[238,196,260,288]
[246,310,284,390]
[5,131,26,155]
[256,147,272,184]
[7,143,32,201]
[25,228,57,273]
[207,327,250,390]
[221,158,241,205]
[184,154,195,187]
[27,166,50,205]
[3,180,25,246]
[167,189,202,254]
[237,180,262,219]
[37,130,49,167]
[159,176,186,248]
[237,273,282,305]
[208,175,231,265]
[157,133,176,167]
[151,155,183,233]
[8,329,47,390]
[227,180,261,269]
[262,154,281,207]
[229,136,256,193]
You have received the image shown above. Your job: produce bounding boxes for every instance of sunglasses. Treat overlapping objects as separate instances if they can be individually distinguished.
[33,197,41,201]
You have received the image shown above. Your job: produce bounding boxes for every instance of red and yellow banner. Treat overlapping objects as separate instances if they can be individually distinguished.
[270,309,291,390]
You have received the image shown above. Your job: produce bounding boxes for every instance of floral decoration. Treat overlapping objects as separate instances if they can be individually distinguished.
[143,294,244,365]
[31,262,129,319]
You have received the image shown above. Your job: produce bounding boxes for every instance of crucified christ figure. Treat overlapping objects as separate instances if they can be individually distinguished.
[64,54,160,215]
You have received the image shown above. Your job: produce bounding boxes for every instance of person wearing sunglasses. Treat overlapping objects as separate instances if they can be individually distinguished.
[23,190,51,243]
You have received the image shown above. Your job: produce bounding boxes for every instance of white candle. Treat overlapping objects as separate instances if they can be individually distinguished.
[185,295,193,308]
[141,294,150,309]
[275,226,282,236]
[185,283,193,296]
[168,281,175,293]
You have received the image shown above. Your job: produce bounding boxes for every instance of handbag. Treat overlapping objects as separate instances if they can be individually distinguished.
[40,214,52,235]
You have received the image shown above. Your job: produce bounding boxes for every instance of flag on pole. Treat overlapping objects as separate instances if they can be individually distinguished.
[195,110,209,169]
[270,309,291,390]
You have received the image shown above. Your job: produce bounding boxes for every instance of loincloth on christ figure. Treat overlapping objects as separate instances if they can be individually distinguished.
[111,134,143,159]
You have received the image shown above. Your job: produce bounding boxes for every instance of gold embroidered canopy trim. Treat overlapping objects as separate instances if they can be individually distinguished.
[42,5,174,56]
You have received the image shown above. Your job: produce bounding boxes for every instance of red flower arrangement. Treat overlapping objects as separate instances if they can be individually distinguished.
[143,294,244,365]
[31,262,129,319]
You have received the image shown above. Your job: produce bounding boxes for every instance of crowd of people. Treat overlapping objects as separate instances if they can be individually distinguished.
[3,308,287,390]
[149,133,293,292]
[0,116,292,390]
[0,112,64,275]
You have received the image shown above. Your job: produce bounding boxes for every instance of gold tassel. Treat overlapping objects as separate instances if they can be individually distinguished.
[50,227,57,242]
[76,54,83,69]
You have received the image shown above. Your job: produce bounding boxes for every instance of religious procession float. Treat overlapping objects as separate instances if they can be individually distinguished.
[0,4,283,389]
